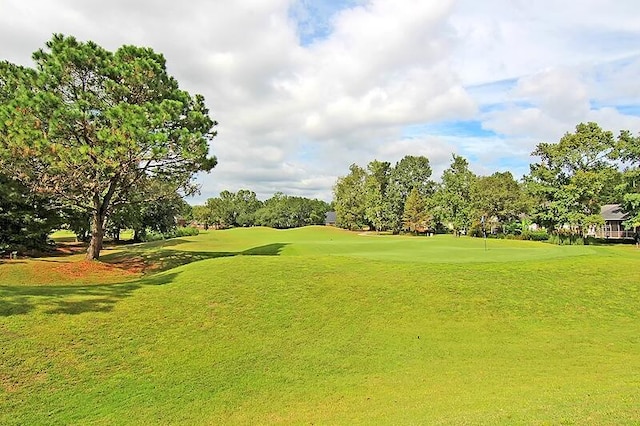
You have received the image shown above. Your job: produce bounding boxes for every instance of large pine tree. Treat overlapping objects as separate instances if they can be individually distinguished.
[0,35,217,259]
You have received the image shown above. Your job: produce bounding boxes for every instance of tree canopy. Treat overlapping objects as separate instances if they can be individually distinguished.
[333,156,435,233]
[471,171,530,231]
[333,164,368,230]
[386,155,434,232]
[198,189,262,229]
[402,187,432,234]
[192,190,329,230]
[364,160,392,232]
[434,154,476,236]
[525,122,618,233]
[614,129,640,229]
[0,34,217,259]
[0,172,62,252]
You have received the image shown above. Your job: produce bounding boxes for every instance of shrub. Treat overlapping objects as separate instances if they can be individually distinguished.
[170,227,199,238]
[585,236,597,245]
[547,234,556,245]
[505,234,524,240]
[521,230,549,241]
[547,232,585,245]
[142,231,166,242]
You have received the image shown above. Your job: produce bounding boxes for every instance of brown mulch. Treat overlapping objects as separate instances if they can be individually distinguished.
[51,243,149,274]
[6,242,168,283]
[52,260,138,279]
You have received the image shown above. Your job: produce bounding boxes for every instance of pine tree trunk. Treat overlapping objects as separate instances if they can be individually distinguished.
[86,181,118,260]
[86,211,106,260]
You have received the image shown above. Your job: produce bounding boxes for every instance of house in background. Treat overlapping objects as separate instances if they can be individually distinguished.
[324,211,337,226]
[589,204,634,239]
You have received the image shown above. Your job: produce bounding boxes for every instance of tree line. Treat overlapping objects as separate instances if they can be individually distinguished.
[191,190,330,229]
[333,122,640,238]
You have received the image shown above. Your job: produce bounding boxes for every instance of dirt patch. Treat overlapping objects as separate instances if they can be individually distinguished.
[1,252,145,286]
[53,260,138,280]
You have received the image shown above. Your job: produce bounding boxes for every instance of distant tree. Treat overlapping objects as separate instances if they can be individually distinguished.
[364,160,393,232]
[178,203,193,225]
[402,188,432,234]
[386,155,434,232]
[254,192,329,229]
[65,209,92,242]
[471,171,529,232]
[204,196,231,228]
[0,35,217,260]
[333,164,368,230]
[197,189,262,229]
[234,189,262,227]
[107,184,189,241]
[434,154,476,236]
[191,205,211,229]
[525,122,617,234]
[107,182,190,241]
[217,190,238,227]
[137,194,189,240]
[254,192,287,228]
[308,198,331,224]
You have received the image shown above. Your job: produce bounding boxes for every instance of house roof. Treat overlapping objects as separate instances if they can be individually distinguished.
[600,204,629,221]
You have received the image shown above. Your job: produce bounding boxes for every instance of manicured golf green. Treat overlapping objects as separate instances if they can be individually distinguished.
[1,227,639,424]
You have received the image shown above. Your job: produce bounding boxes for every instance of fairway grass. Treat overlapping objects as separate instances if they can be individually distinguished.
[1,227,639,424]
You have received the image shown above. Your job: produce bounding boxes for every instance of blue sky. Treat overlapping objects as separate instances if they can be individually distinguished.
[1,0,639,202]
[289,0,362,45]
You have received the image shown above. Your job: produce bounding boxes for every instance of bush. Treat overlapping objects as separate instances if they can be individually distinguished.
[505,234,524,240]
[547,232,584,245]
[521,230,549,241]
[585,236,598,245]
[547,234,561,245]
[583,236,634,245]
[169,226,199,238]
[142,231,166,242]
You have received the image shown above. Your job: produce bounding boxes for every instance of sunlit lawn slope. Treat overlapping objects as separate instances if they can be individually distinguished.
[1,227,639,424]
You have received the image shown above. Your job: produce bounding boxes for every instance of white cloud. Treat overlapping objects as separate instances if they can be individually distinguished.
[450,0,640,85]
[513,70,590,122]
[1,0,639,203]
[585,55,640,105]
[587,108,640,135]
[480,63,640,147]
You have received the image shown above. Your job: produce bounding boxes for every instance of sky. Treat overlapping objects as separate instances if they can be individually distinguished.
[1,0,639,203]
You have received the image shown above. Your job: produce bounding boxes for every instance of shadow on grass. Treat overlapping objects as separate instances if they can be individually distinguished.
[0,272,178,317]
[241,243,288,256]
[101,242,289,274]
[33,238,192,259]
[0,243,288,317]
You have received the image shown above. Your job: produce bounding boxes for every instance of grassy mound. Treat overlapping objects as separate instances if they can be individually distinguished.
[1,227,639,424]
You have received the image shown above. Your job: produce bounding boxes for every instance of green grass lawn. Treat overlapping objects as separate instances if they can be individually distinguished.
[1,227,639,424]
